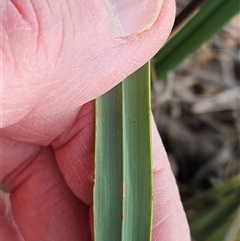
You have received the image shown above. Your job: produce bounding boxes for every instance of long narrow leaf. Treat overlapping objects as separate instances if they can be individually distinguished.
[184,174,240,209]
[122,63,152,241]
[94,83,123,241]
[190,194,239,241]
[94,63,152,241]
[154,0,240,79]
[203,210,240,241]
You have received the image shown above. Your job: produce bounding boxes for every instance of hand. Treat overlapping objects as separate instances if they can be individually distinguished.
[1,0,190,240]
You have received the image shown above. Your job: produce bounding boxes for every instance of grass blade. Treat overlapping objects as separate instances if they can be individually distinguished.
[94,84,123,241]
[154,0,240,79]
[185,175,240,241]
[94,63,152,241]
[184,174,240,209]
[122,63,152,241]
[190,194,239,241]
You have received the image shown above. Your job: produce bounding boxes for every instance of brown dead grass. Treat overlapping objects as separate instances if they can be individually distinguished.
[152,1,240,200]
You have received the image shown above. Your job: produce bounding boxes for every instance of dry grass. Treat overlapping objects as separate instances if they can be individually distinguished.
[152,1,240,200]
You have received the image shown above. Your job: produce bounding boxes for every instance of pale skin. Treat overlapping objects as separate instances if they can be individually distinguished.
[1,0,190,240]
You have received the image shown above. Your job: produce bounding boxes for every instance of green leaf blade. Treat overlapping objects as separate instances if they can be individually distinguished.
[94,84,123,241]
[122,63,152,241]
[94,63,152,241]
[154,0,240,79]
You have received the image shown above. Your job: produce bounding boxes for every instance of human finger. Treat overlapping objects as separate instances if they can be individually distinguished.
[2,0,175,127]
[3,147,92,241]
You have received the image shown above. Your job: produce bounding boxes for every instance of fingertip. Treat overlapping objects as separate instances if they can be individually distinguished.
[152,169,191,240]
[151,117,191,240]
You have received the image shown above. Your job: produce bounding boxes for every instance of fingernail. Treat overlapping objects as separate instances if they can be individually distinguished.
[104,0,164,37]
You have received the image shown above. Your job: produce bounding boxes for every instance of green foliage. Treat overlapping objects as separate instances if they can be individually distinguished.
[185,175,240,241]
[94,64,152,241]
[154,0,240,79]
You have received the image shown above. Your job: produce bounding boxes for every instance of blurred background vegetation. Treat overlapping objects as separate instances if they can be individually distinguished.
[151,0,240,240]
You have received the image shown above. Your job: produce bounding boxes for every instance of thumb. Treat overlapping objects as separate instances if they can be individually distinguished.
[1,0,175,128]
[103,0,165,37]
